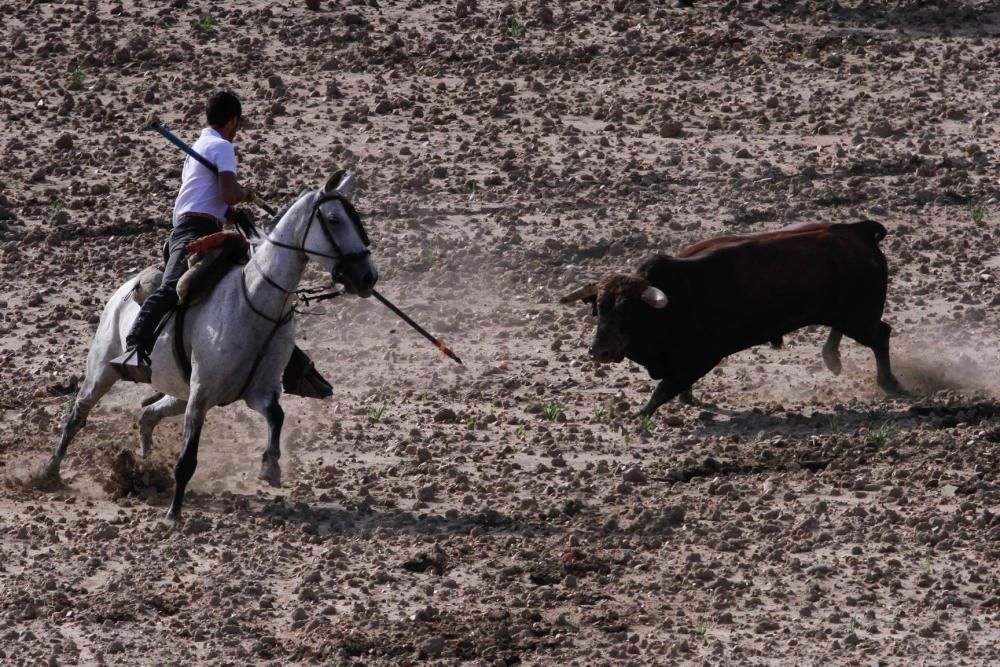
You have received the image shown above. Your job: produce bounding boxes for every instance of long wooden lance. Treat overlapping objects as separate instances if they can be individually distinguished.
[372,291,463,365]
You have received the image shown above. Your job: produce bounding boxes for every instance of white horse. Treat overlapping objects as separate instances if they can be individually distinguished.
[46,171,377,519]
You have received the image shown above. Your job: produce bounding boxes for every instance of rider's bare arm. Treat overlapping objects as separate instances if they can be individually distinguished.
[219,170,254,205]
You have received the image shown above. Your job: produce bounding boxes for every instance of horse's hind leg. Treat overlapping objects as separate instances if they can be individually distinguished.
[46,364,119,480]
[822,329,843,375]
[139,395,186,458]
[246,390,284,487]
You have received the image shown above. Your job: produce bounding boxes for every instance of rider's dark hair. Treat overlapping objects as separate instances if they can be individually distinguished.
[206,91,242,128]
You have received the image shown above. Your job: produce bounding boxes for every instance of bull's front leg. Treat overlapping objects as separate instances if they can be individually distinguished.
[639,360,719,419]
[639,378,694,418]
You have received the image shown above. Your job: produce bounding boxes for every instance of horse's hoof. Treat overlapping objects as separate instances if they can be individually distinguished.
[164,507,182,522]
[35,462,65,490]
[259,464,282,488]
[43,461,61,480]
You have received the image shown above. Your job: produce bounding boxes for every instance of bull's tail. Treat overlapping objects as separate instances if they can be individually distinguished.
[854,219,887,244]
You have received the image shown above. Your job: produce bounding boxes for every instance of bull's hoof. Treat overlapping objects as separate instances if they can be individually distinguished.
[259,462,282,488]
[881,380,909,398]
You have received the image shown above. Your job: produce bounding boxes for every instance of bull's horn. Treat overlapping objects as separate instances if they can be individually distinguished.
[560,283,597,304]
[641,285,668,309]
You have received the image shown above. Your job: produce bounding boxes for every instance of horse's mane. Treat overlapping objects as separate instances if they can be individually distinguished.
[261,188,312,235]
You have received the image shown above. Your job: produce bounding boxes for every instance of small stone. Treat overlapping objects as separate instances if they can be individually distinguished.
[622,465,646,484]
[871,119,893,138]
[419,636,445,658]
[182,517,211,535]
[433,408,458,423]
[658,121,683,138]
[409,605,438,622]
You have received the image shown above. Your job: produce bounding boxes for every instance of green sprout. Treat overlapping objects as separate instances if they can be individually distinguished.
[864,405,888,422]
[693,614,709,638]
[537,400,563,421]
[870,418,898,446]
[920,552,932,575]
[638,415,654,435]
[368,404,387,424]
[591,406,607,423]
[969,203,987,225]
[70,65,85,87]
[515,424,526,437]
[507,16,524,39]
[199,14,216,32]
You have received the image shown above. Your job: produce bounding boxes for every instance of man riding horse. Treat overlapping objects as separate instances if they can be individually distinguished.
[120,91,255,377]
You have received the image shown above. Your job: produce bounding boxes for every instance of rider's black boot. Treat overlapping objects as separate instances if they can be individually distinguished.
[111,295,173,383]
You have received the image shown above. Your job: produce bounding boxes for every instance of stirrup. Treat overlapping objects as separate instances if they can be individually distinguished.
[110,346,153,384]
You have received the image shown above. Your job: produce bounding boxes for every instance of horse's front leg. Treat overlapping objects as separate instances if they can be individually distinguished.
[246,390,283,487]
[168,401,210,520]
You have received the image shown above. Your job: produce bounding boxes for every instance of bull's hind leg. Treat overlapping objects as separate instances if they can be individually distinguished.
[822,329,843,375]
[841,321,905,396]
[46,364,119,480]
[138,395,186,458]
[245,390,284,487]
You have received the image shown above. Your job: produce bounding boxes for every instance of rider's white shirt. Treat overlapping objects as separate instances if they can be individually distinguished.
[171,127,238,226]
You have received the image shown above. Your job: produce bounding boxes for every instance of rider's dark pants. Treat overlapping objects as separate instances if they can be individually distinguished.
[127,214,222,350]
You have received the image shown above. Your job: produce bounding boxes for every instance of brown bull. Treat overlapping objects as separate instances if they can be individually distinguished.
[561,220,905,418]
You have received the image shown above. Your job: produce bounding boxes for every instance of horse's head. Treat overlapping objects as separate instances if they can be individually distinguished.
[304,171,378,297]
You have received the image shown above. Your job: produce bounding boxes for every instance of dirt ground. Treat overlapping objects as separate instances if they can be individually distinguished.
[2,0,1000,665]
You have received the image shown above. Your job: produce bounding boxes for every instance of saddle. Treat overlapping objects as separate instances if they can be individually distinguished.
[126,233,333,400]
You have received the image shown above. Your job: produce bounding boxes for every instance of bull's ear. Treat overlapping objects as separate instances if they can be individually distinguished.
[560,283,598,305]
[641,285,668,309]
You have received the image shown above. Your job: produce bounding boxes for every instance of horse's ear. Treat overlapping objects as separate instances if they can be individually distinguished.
[323,170,354,197]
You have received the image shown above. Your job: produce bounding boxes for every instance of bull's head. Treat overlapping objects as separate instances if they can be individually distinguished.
[560,274,668,363]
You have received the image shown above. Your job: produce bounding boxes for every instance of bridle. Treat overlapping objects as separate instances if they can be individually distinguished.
[263,192,371,265]
[226,189,373,401]
[242,190,372,324]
